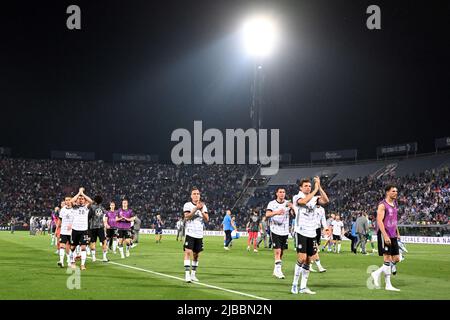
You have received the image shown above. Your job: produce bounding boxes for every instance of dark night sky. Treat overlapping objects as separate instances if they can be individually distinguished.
[1,0,449,163]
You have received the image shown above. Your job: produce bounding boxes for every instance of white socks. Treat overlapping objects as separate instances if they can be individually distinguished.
[119,246,124,257]
[315,259,323,269]
[275,260,282,273]
[300,264,310,289]
[113,239,117,253]
[81,251,87,266]
[59,248,65,264]
[337,244,341,253]
[292,262,302,285]
[192,261,198,275]
[383,263,392,287]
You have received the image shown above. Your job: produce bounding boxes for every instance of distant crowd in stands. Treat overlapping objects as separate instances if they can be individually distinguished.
[0,158,261,229]
[0,158,448,231]
[249,166,450,229]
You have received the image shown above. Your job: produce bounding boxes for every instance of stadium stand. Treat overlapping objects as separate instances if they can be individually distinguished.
[0,152,449,233]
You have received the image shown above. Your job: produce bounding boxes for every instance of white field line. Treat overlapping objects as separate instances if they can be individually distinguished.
[103,260,269,300]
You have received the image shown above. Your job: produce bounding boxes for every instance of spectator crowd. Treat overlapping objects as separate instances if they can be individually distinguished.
[1,157,448,231]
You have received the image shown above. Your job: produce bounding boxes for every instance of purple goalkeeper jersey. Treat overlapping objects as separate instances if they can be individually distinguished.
[377,199,398,238]
[105,210,118,229]
[116,208,134,230]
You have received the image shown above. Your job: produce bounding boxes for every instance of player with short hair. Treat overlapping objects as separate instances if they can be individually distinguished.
[183,187,209,283]
[88,195,108,262]
[246,211,261,253]
[322,213,335,252]
[57,197,73,268]
[50,207,59,247]
[371,185,401,291]
[69,188,93,270]
[105,202,118,254]
[176,216,185,242]
[266,187,295,279]
[153,214,164,243]
[291,177,329,295]
[115,199,135,259]
[367,215,376,254]
[331,215,344,253]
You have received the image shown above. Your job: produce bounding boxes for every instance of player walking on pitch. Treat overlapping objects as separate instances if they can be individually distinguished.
[116,199,135,259]
[183,187,209,283]
[57,197,73,267]
[69,188,93,270]
[370,185,402,291]
[105,202,119,254]
[266,187,295,279]
[291,177,329,294]
[88,195,108,262]
[309,202,327,272]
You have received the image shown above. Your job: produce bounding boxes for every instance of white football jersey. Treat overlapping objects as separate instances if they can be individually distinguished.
[183,202,208,239]
[266,200,290,236]
[332,220,344,235]
[293,191,320,238]
[314,206,327,229]
[59,207,74,235]
[71,205,90,231]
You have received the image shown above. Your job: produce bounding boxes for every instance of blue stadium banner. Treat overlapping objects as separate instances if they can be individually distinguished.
[51,150,95,160]
[113,153,159,162]
[376,142,417,157]
[0,147,11,156]
[435,137,450,150]
[310,149,357,162]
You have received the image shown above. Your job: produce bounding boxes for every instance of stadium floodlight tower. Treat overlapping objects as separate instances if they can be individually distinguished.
[242,15,279,131]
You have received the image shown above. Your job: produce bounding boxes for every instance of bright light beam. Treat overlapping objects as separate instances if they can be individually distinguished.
[242,15,279,58]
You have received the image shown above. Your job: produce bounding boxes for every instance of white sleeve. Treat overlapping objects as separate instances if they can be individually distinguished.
[183,203,190,213]
[266,201,275,211]
[202,205,208,213]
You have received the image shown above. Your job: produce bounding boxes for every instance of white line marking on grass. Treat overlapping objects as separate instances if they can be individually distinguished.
[107,261,269,300]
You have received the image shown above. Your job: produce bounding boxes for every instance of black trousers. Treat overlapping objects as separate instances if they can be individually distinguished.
[224,230,232,247]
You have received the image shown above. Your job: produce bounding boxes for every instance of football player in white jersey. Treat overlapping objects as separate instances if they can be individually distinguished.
[331,215,344,253]
[69,188,93,270]
[57,197,73,268]
[291,177,329,295]
[266,187,295,279]
[182,187,209,283]
[309,203,327,272]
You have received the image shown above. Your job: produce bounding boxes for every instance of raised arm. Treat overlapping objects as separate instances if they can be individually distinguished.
[318,186,329,205]
[70,189,82,204]
[80,188,93,206]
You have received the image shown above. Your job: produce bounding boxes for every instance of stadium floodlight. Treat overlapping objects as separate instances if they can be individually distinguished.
[242,15,279,57]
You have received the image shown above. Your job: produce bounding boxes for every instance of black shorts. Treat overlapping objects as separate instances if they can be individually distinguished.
[183,235,203,253]
[377,231,400,256]
[316,228,321,245]
[51,225,57,233]
[106,228,118,238]
[70,230,89,246]
[295,233,317,256]
[60,234,71,244]
[271,232,288,250]
[118,229,132,239]
[333,234,342,241]
[155,229,162,235]
[89,228,106,243]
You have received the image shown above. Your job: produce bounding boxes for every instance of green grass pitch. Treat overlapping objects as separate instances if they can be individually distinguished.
[1,231,449,300]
